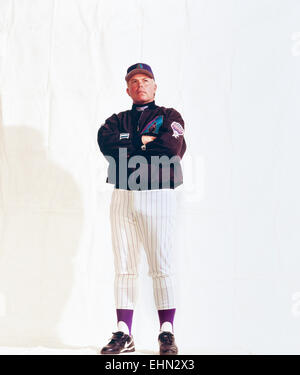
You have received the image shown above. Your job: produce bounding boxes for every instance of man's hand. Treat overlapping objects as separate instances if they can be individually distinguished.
[141,135,156,145]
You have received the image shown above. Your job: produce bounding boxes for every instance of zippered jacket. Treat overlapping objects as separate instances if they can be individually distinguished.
[97,101,187,190]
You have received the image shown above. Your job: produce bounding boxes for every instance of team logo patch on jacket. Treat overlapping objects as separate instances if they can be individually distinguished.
[171,122,184,138]
[140,115,163,135]
[120,133,130,139]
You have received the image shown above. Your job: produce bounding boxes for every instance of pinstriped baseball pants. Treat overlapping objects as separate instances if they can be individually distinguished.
[110,187,177,310]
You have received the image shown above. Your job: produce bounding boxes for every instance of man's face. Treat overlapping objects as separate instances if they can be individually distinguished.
[126,73,157,104]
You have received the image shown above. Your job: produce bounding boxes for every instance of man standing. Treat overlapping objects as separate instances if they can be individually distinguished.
[97,63,186,355]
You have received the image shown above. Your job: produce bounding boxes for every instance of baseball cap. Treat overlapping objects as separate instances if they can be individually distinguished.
[125,63,155,82]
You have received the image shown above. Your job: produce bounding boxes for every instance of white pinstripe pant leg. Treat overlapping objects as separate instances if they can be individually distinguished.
[134,189,177,310]
[110,189,142,310]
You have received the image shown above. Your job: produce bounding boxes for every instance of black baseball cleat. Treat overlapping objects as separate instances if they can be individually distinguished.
[100,331,135,355]
[158,331,178,355]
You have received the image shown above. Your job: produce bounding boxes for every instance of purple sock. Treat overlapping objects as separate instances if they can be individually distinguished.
[116,309,134,335]
[158,308,176,332]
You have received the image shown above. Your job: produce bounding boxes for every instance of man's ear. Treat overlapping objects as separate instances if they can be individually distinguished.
[126,87,130,96]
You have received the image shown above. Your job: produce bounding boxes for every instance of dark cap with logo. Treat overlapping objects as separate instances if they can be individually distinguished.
[125,63,155,82]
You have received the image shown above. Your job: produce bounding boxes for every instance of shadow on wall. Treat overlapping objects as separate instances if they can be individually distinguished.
[0,122,83,348]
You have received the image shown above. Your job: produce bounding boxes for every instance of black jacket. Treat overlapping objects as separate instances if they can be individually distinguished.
[97,101,187,190]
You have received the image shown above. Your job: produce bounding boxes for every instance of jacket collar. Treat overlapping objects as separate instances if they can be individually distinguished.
[131,100,156,112]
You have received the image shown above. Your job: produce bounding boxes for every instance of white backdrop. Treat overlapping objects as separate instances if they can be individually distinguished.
[0,0,299,355]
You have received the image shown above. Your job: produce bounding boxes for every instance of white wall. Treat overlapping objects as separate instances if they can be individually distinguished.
[0,0,299,354]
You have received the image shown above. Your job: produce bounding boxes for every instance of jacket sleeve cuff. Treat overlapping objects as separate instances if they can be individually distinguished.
[135,136,145,150]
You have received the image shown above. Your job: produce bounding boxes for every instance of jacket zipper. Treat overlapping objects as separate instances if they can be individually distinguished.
[137,109,146,132]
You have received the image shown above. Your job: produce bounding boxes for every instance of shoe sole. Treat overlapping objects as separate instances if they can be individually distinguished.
[120,346,135,354]
[160,351,178,355]
[100,347,135,355]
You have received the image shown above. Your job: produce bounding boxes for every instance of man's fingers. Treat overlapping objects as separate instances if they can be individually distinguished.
[142,135,157,144]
